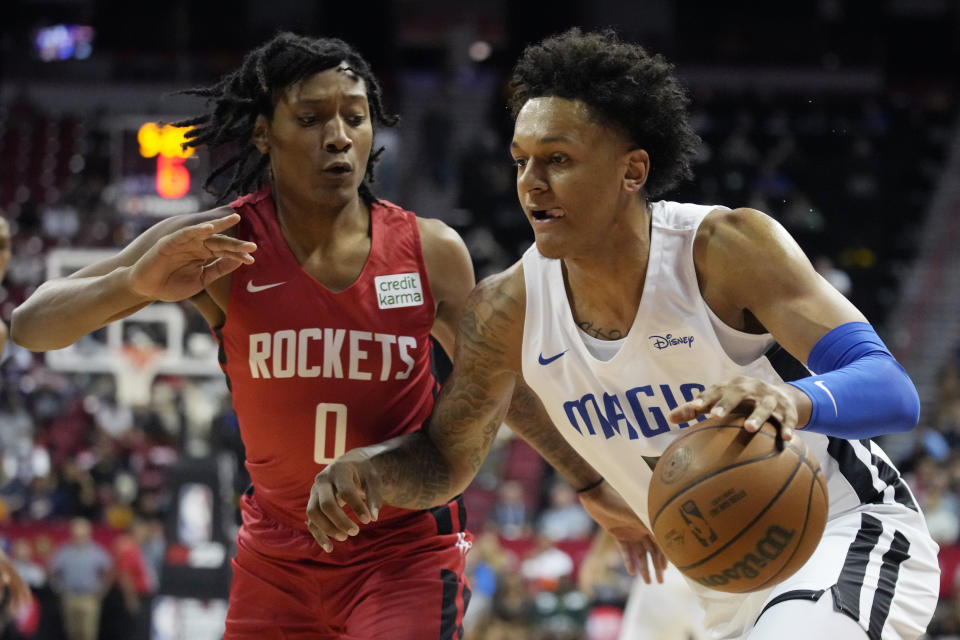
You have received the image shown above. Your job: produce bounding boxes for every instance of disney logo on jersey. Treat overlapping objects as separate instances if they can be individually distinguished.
[649,333,695,351]
[375,272,424,310]
[562,382,707,440]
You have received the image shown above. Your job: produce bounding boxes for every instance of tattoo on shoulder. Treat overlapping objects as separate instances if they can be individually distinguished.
[451,272,523,368]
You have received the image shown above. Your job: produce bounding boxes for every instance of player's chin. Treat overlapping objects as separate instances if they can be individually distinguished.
[532,232,568,260]
[314,181,361,205]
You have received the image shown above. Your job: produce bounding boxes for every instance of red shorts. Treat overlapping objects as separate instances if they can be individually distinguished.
[224,492,472,640]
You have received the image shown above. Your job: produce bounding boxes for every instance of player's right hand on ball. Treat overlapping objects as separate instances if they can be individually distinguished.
[306,450,384,552]
[127,213,256,302]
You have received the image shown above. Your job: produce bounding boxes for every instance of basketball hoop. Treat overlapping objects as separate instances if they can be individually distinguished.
[112,344,167,407]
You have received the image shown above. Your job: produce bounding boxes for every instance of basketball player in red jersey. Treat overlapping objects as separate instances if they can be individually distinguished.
[11,33,662,639]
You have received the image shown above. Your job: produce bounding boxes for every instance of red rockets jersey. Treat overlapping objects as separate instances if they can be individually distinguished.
[216,187,438,530]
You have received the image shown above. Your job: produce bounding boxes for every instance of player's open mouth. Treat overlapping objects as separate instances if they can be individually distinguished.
[531,208,565,221]
[323,163,352,175]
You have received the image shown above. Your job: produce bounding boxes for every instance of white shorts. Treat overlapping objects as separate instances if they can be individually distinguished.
[689,504,940,640]
[620,563,708,640]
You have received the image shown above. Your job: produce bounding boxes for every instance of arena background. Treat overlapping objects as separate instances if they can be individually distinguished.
[1,1,959,638]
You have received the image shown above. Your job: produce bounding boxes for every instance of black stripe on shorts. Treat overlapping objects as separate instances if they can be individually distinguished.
[439,568,463,640]
[429,495,466,535]
[871,448,918,511]
[867,529,910,640]
[827,438,876,505]
[833,512,883,621]
[755,589,825,625]
[827,437,911,509]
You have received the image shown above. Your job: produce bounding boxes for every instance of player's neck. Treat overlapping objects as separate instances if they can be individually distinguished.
[273,190,369,253]
[561,202,652,336]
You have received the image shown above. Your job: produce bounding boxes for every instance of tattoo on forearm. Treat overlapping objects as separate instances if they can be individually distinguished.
[371,274,522,510]
[577,321,625,340]
[506,380,598,488]
[376,435,453,509]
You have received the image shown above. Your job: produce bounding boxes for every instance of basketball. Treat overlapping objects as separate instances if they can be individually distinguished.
[648,422,828,593]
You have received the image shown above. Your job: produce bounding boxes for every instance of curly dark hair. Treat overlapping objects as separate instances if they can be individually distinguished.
[175,32,399,204]
[508,28,700,198]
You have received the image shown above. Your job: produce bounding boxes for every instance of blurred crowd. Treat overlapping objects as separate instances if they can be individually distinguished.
[0,75,957,639]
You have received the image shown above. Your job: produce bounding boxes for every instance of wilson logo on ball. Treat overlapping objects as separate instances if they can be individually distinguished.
[692,525,796,589]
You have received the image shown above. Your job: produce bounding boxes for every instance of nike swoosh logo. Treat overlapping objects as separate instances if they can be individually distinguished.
[246,280,287,293]
[538,350,568,365]
[814,380,838,417]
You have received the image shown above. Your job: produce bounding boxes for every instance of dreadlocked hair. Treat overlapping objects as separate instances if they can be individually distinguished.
[508,28,700,198]
[175,32,399,204]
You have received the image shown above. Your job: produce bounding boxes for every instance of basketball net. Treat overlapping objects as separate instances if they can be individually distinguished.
[112,345,166,407]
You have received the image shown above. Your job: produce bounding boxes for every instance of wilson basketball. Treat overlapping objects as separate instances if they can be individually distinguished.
[648,422,827,593]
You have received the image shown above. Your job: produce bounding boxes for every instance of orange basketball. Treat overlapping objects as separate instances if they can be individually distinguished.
[648,422,828,593]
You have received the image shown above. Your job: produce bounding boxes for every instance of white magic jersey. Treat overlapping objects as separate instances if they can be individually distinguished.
[521,200,938,639]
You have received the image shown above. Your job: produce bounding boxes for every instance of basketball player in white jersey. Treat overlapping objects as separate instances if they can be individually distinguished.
[306,29,940,639]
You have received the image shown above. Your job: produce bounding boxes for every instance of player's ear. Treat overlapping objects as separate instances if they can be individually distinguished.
[252,115,270,154]
[623,148,650,194]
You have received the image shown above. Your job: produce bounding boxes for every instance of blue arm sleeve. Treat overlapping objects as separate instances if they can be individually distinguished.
[786,322,920,439]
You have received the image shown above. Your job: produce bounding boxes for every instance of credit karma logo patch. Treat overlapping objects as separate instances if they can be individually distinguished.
[375,272,424,309]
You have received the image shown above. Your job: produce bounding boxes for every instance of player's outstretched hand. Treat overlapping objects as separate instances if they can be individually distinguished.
[306,449,384,552]
[127,213,256,302]
[0,549,31,615]
[668,375,800,441]
[579,480,666,584]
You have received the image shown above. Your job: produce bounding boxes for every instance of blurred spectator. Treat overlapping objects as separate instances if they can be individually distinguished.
[5,538,45,639]
[0,216,9,356]
[580,529,705,639]
[492,479,530,540]
[530,587,589,640]
[463,528,510,637]
[491,571,533,632]
[138,518,165,589]
[930,585,960,639]
[105,520,156,640]
[585,604,624,640]
[0,389,32,457]
[8,538,45,591]
[813,254,853,297]
[0,544,32,630]
[521,536,574,593]
[58,461,99,521]
[93,395,134,442]
[536,481,595,542]
[48,517,112,640]
[577,530,631,609]
[919,466,960,547]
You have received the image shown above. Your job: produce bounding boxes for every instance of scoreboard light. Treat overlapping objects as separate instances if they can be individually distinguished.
[137,123,195,199]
